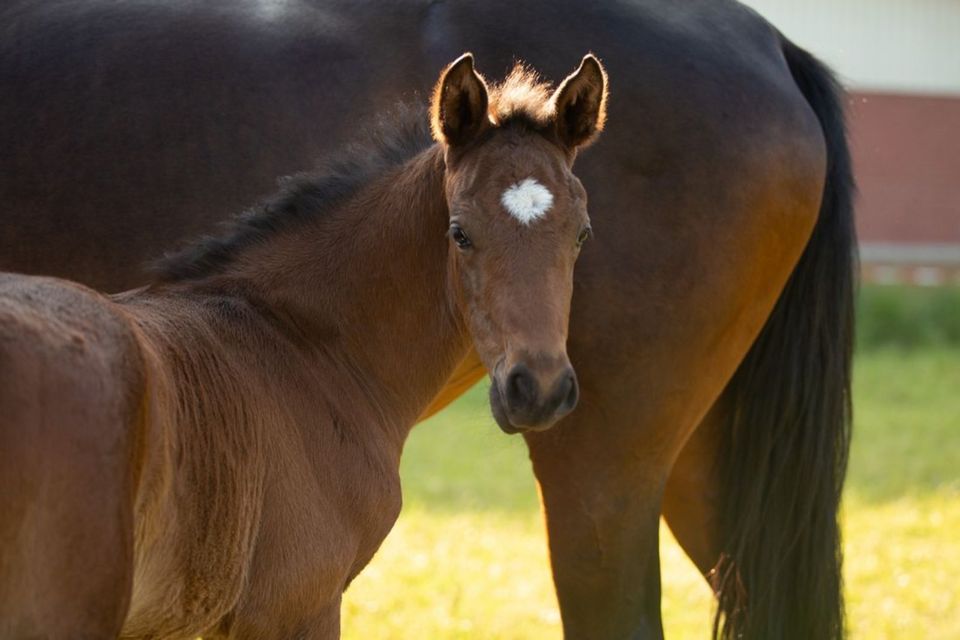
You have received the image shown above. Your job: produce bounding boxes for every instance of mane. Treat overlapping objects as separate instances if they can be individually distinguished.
[152,103,434,283]
[154,65,557,283]
[486,63,556,130]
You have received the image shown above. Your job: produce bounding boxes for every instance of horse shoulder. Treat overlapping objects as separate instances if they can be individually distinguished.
[117,294,275,637]
[200,351,406,632]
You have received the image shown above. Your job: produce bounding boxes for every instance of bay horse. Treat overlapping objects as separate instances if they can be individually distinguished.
[0,54,609,638]
[0,1,856,638]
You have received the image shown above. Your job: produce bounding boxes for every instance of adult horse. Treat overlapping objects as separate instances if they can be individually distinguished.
[0,1,855,638]
[0,55,609,638]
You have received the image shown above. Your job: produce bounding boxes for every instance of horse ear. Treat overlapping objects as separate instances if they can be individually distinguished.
[431,53,490,147]
[551,54,608,150]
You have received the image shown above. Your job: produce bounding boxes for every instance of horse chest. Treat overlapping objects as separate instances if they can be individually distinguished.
[217,417,404,624]
[339,460,404,583]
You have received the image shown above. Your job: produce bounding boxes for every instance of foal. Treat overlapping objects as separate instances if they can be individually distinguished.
[0,54,607,638]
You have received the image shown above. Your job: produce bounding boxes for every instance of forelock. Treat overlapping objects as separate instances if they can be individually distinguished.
[487,64,555,128]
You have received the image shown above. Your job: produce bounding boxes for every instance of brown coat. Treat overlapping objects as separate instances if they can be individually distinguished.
[0,56,607,638]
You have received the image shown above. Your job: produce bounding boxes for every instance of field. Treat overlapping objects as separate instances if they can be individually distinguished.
[341,288,960,638]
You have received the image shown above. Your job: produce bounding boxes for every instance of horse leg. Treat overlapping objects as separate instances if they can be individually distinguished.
[660,398,726,580]
[529,383,734,637]
[225,597,341,640]
[525,405,676,640]
[295,603,341,640]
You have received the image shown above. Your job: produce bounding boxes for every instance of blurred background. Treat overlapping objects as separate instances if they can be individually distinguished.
[342,2,959,638]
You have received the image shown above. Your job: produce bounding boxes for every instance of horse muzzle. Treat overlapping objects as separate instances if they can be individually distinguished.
[489,361,579,434]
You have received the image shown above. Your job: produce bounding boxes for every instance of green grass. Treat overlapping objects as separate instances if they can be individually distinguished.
[843,347,960,639]
[341,345,960,638]
[857,285,960,350]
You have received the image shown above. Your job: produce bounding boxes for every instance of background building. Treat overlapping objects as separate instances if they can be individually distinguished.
[741,0,960,285]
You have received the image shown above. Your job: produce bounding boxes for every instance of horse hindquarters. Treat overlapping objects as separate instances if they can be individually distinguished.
[714,41,853,640]
[662,40,855,639]
[0,276,145,638]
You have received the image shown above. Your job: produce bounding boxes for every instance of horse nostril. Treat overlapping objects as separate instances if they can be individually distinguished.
[505,365,538,411]
[560,371,579,413]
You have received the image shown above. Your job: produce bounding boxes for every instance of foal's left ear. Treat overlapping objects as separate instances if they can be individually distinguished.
[431,53,490,147]
[551,54,608,151]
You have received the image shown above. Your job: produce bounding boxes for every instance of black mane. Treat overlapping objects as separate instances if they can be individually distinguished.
[152,104,434,283]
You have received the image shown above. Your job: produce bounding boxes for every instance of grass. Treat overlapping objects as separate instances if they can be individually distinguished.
[857,285,960,350]
[843,347,960,639]
[341,344,960,638]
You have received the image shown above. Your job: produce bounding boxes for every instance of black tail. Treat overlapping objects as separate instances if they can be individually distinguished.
[712,39,857,639]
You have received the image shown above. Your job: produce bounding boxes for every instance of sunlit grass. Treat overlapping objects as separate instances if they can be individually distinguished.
[342,347,960,638]
[843,347,960,640]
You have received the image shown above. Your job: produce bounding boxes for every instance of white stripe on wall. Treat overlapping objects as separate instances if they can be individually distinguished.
[860,243,960,265]
[739,0,960,96]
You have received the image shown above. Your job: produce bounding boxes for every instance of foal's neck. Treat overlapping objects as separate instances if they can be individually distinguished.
[200,146,468,441]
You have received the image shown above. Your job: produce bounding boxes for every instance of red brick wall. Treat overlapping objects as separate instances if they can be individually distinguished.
[849,92,960,246]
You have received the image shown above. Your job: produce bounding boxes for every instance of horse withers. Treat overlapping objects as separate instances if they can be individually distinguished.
[0,54,608,638]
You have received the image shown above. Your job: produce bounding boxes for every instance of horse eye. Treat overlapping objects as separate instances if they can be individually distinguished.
[577,226,592,247]
[450,224,472,249]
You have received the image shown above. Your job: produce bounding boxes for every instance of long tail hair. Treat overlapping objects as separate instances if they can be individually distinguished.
[712,37,857,639]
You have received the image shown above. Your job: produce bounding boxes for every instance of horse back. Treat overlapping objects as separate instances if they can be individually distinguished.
[0,273,146,637]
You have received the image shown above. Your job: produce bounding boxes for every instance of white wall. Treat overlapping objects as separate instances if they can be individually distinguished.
[739,0,960,96]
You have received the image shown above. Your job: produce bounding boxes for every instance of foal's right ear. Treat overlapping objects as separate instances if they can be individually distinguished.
[431,53,490,147]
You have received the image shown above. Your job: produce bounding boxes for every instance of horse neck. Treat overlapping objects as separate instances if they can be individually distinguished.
[203,145,469,440]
